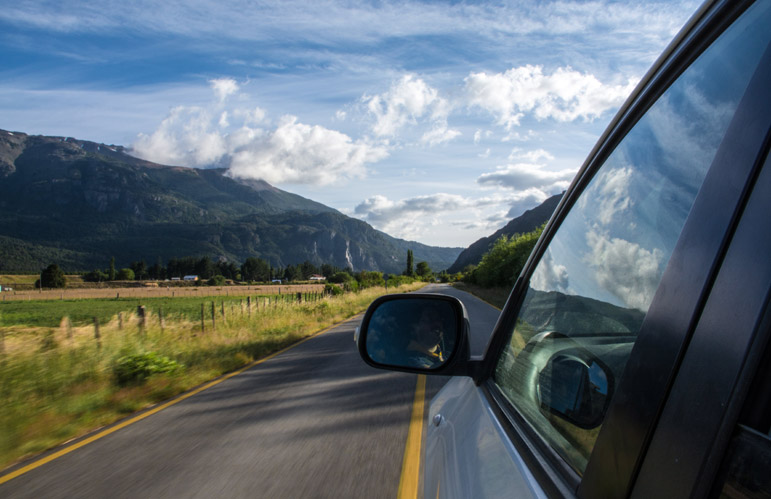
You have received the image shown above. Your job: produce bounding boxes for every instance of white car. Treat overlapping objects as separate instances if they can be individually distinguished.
[357,0,771,496]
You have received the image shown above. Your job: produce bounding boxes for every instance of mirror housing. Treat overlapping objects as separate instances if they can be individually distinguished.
[357,293,475,377]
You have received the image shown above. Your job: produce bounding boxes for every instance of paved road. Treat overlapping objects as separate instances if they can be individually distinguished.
[0,284,500,498]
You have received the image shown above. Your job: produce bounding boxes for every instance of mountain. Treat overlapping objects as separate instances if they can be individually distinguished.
[0,129,461,273]
[446,193,563,274]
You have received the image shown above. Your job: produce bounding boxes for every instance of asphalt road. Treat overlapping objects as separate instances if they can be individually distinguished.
[0,284,500,498]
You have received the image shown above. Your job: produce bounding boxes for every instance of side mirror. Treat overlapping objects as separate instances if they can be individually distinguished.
[537,351,614,429]
[357,293,471,375]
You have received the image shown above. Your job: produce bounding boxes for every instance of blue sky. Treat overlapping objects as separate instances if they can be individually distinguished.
[0,0,700,247]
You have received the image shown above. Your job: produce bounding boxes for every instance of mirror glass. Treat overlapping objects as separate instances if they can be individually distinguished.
[365,298,459,369]
[537,354,611,429]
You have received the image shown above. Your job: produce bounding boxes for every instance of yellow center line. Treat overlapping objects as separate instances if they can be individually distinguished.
[398,374,426,499]
[0,318,355,486]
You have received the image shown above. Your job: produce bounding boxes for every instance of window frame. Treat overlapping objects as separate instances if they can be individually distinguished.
[471,0,768,496]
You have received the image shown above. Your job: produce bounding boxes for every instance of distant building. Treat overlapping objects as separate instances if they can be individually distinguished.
[309,275,325,281]
[183,275,199,281]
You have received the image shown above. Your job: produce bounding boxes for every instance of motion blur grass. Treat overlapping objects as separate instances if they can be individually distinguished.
[0,282,424,470]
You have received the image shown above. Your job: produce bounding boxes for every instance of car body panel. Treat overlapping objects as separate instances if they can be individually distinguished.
[425,377,547,499]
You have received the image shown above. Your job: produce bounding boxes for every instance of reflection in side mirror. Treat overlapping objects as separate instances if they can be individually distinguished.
[537,353,613,429]
[358,295,463,371]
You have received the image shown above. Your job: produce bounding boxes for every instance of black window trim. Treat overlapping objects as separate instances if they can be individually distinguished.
[630,131,771,497]
[471,0,765,497]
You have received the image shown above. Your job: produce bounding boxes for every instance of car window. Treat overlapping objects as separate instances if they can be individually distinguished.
[492,2,771,476]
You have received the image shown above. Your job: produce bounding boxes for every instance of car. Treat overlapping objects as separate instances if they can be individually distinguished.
[356,0,771,497]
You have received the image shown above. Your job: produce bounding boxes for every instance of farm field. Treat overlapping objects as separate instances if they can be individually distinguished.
[0,281,426,470]
[0,280,322,301]
[0,285,324,328]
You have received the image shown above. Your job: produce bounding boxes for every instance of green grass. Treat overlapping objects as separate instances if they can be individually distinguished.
[0,293,315,328]
[0,282,425,470]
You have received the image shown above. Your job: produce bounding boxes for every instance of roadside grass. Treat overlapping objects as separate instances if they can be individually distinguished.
[452,282,510,309]
[0,282,425,470]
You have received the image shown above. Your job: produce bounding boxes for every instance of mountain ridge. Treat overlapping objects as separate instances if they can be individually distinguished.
[447,193,563,273]
[0,129,461,273]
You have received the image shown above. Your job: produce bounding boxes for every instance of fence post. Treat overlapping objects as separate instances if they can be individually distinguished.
[201,303,205,333]
[211,301,216,330]
[221,301,225,320]
[93,317,101,350]
[137,306,147,333]
[118,312,123,330]
[297,292,302,304]
[159,307,165,333]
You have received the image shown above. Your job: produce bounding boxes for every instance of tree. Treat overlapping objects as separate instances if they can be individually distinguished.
[416,261,432,278]
[40,264,67,288]
[117,268,135,281]
[242,257,270,282]
[404,249,414,276]
[130,260,148,280]
[474,225,544,288]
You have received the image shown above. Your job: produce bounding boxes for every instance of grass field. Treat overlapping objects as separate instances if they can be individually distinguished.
[0,288,324,328]
[0,282,425,470]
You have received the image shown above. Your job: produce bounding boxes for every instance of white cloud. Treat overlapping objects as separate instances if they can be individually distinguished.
[509,148,554,163]
[585,229,664,312]
[531,249,569,295]
[227,115,388,185]
[465,65,637,129]
[132,105,229,167]
[421,124,461,146]
[131,79,387,185]
[354,193,499,240]
[477,162,575,192]
[363,75,454,142]
[209,77,239,103]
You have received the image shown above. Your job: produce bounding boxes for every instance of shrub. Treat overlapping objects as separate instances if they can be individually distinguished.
[207,275,226,286]
[324,283,343,295]
[474,225,544,288]
[112,352,183,386]
[117,268,135,281]
[40,263,67,288]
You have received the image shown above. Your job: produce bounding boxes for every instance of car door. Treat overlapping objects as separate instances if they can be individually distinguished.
[424,1,771,497]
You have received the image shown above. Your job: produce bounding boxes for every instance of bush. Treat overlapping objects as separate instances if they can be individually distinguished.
[207,275,226,286]
[324,283,343,295]
[112,352,183,386]
[385,274,415,288]
[40,263,67,288]
[116,268,135,281]
[83,269,109,282]
[356,271,385,289]
[474,225,544,288]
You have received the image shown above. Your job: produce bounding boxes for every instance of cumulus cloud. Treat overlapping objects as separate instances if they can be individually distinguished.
[132,79,387,185]
[585,229,664,311]
[465,65,637,129]
[209,78,239,103]
[228,115,388,185]
[531,249,570,294]
[354,193,499,240]
[478,162,575,192]
[132,106,229,167]
[363,75,459,145]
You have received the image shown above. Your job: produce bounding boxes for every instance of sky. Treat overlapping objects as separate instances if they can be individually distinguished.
[0,0,701,248]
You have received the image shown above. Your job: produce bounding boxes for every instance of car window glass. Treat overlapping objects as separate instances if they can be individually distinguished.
[493,3,771,475]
